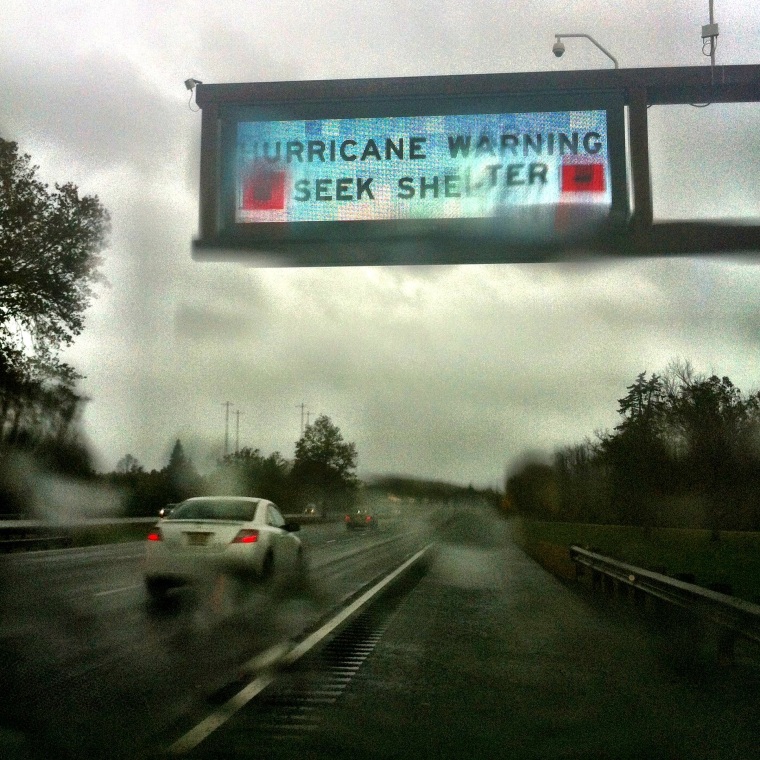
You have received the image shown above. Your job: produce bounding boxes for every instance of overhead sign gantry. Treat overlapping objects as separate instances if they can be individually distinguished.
[192,65,760,266]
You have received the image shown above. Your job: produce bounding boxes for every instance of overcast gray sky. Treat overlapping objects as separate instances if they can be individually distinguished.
[2,1,759,487]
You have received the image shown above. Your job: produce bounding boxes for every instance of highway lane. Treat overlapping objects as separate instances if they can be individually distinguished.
[186,509,760,760]
[0,512,437,760]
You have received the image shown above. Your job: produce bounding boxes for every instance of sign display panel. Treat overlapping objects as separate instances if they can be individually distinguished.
[235,110,612,225]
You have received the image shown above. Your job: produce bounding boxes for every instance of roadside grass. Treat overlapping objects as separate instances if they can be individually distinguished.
[514,518,760,605]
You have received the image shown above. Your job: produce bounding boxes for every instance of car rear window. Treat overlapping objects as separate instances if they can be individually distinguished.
[167,499,257,522]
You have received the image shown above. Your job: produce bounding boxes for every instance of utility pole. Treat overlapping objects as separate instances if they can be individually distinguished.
[222,401,232,457]
[306,410,312,427]
[235,409,243,454]
[296,402,306,434]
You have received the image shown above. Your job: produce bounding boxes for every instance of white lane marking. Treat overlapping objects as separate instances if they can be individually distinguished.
[168,673,275,755]
[283,544,431,666]
[168,543,432,755]
[241,642,293,674]
[93,584,142,597]
[326,539,338,544]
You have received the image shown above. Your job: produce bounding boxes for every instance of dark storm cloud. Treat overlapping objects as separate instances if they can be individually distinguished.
[4,1,760,486]
[192,20,305,84]
[1,48,182,177]
[173,284,268,344]
[157,260,698,484]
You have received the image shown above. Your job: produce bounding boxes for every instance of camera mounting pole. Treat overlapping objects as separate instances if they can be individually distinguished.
[553,34,619,69]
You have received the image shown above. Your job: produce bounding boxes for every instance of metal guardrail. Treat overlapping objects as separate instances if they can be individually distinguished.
[0,517,157,529]
[0,514,333,552]
[0,517,157,552]
[569,545,760,647]
[0,512,380,552]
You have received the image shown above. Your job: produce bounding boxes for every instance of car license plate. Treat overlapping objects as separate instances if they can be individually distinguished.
[186,532,211,546]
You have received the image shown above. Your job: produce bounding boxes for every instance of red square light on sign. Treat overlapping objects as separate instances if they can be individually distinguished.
[242,170,286,210]
[561,162,605,193]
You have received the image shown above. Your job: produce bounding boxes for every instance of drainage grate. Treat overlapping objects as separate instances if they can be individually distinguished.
[237,611,394,743]
[199,564,427,756]
[169,552,432,758]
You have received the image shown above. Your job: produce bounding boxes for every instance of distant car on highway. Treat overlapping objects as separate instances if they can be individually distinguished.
[345,508,378,530]
[143,496,303,602]
[158,503,176,518]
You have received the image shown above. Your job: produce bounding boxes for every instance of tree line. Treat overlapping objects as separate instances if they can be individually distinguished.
[109,414,359,517]
[506,361,760,531]
[0,138,109,515]
[0,138,108,480]
[365,475,501,509]
[0,139,362,518]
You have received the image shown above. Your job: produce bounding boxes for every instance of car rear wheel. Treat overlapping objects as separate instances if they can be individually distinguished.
[288,546,307,588]
[260,550,274,581]
[295,546,307,575]
[145,577,171,604]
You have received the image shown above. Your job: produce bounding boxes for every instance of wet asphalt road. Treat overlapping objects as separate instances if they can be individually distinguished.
[189,511,760,760]
[0,515,434,760]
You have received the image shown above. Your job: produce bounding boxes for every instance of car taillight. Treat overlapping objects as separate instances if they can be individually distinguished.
[232,529,259,544]
[147,528,162,542]
[345,515,351,522]
[365,515,371,523]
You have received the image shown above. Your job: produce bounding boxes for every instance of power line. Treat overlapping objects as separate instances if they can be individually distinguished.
[296,402,306,434]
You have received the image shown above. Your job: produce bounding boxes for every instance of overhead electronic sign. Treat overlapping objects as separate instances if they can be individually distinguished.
[194,76,629,266]
[236,111,610,223]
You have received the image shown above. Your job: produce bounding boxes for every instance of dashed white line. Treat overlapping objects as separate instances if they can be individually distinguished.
[168,673,275,755]
[93,584,142,597]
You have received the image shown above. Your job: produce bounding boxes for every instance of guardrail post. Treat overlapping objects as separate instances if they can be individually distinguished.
[707,582,736,665]
[568,545,760,666]
[717,629,736,666]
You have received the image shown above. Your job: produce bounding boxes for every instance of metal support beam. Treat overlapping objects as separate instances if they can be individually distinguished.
[192,65,760,262]
[195,65,760,108]
[199,102,220,240]
[628,87,653,249]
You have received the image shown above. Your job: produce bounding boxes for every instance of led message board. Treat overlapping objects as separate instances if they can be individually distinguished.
[236,111,610,223]
[194,78,628,265]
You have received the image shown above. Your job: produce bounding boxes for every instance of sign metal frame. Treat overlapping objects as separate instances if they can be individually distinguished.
[193,65,760,265]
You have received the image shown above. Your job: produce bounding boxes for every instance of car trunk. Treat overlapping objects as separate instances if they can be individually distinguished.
[159,520,248,552]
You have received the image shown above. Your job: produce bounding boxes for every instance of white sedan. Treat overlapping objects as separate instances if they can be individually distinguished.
[143,496,303,601]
